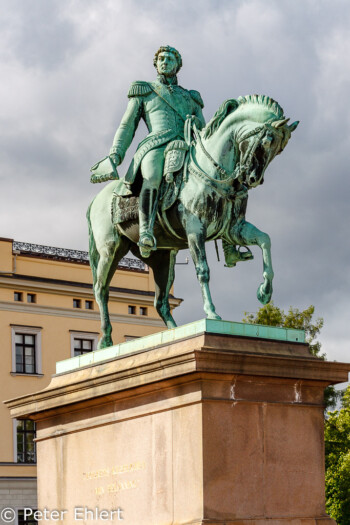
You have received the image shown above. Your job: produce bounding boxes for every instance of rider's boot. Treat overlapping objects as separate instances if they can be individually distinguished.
[138,187,157,258]
[222,239,254,267]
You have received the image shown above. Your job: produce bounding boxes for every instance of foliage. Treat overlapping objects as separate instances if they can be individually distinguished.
[325,389,350,524]
[243,302,324,357]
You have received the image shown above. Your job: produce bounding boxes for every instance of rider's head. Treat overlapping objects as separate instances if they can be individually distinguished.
[154,46,182,77]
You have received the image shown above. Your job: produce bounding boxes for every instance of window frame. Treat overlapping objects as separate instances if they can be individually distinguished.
[15,507,38,525]
[16,508,38,525]
[11,326,42,375]
[85,300,94,310]
[15,333,36,374]
[13,418,36,464]
[27,293,36,304]
[70,331,98,358]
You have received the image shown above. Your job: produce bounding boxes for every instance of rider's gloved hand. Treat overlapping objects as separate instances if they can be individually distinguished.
[186,115,203,130]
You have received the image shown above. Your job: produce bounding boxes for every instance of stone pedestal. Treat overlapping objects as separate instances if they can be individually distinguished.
[6,320,350,524]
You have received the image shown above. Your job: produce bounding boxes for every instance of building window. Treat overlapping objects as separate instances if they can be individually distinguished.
[128,305,136,315]
[70,331,98,357]
[27,293,36,303]
[73,338,93,356]
[18,509,38,524]
[73,298,81,308]
[85,300,93,310]
[11,326,42,375]
[14,291,23,301]
[140,307,148,316]
[15,334,36,373]
[16,419,36,463]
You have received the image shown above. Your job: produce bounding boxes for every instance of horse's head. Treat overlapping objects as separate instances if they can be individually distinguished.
[238,116,299,188]
[202,95,299,189]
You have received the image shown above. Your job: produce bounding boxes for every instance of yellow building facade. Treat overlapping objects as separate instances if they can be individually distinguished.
[0,237,181,515]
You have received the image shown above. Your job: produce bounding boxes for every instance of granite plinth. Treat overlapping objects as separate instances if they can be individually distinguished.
[6,320,349,525]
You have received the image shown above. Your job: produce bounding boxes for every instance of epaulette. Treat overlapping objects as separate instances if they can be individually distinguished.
[128,81,152,98]
[189,90,204,108]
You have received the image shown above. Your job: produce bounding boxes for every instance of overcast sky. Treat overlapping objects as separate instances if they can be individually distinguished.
[1,0,350,366]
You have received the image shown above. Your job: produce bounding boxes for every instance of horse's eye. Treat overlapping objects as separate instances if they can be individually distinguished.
[262,136,273,149]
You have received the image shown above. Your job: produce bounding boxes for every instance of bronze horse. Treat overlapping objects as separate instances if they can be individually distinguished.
[87,95,298,348]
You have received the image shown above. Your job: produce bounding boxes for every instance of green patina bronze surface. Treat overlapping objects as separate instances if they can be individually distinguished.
[56,318,305,374]
[88,45,299,349]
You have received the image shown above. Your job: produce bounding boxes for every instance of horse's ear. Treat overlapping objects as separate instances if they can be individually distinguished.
[288,121,299,132]
[272,118,290,128]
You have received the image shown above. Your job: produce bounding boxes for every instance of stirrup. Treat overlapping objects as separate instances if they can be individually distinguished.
[224,245,253,268]
[138,232,157,258]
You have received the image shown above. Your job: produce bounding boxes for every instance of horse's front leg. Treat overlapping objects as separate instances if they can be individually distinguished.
[234,220,274,304]
[185,215,221,320]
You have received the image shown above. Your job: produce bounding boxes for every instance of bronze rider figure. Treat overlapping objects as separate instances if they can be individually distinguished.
[109,45,205,257]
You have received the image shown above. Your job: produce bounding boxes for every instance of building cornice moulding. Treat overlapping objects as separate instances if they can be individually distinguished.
[0,276,181,307]
[0,301,164,326]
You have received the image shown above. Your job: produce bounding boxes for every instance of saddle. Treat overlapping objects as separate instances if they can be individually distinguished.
[112,140,188,225]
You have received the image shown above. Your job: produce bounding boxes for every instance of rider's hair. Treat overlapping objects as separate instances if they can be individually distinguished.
[154,46,182,73]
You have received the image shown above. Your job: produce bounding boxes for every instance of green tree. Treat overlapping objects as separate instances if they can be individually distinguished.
[325,388,350,524]
[243,302,324,357]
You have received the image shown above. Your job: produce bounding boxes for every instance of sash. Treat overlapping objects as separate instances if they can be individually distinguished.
[148,82,187,122]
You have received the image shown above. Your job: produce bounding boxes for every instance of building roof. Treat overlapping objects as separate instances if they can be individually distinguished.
[12,240,146,271]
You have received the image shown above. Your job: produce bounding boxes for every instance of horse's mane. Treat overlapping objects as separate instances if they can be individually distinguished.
[203,95,285,139]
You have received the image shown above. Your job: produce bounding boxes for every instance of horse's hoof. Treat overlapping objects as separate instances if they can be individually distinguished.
[207,313,222,320]
[257,283,272,305]
[166,320,177,329]
[97,337,113,350]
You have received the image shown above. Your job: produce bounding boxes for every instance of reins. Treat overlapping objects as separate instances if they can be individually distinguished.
[192,125,236,184]
[186,119,271,188]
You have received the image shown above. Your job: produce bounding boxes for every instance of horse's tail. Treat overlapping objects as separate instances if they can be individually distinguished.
[86,201,99,286]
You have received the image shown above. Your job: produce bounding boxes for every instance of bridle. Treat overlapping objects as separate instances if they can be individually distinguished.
[235,124,274,183]
[186,118,277,187]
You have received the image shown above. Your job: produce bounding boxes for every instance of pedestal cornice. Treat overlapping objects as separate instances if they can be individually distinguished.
[5,328,349,421]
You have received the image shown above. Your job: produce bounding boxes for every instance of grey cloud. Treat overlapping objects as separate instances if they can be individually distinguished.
[1,0,82,70]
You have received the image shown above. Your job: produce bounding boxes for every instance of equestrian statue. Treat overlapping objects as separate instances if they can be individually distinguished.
[87,45,299,349]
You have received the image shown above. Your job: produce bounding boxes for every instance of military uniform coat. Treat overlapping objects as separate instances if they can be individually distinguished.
[111,77,205,185]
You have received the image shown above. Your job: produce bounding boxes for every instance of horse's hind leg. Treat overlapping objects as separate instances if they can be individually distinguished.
[152,249,178,328]
[132,247,178,328]
[94,236,130,349]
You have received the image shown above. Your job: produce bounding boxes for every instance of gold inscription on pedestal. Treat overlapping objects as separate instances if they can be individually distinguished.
[83,461,145,481]
[82,461,145,496]
[107,479,140,493]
